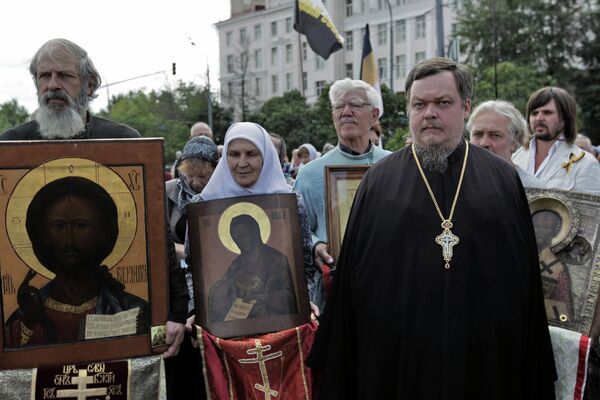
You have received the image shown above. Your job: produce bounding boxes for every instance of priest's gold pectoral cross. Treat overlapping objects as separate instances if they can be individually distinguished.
[435,221,459,270]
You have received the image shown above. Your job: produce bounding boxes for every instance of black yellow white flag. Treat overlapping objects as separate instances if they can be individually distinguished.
[294,0,344,60]
[360,24,384,117]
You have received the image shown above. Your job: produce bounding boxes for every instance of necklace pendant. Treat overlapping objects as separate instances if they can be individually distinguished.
[441,220,453,230]
[435,226,459,270]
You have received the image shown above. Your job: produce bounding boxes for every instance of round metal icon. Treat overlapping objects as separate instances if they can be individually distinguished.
[6,158,137,279]
[528,195,579,253]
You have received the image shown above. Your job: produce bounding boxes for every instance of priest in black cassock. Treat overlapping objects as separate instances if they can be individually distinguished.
[308,57,557,399]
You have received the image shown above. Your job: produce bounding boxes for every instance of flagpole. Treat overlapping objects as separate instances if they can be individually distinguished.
[297,32,305,98]
[386,0,393,92]
[296,29,309,143]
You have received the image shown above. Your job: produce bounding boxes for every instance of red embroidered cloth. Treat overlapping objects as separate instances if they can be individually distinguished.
[197,322,316,400]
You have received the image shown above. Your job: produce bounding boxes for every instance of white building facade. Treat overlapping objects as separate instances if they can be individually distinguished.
[216,0,463,118]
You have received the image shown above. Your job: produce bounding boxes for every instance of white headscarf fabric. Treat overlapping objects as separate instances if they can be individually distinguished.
[199,122,291,201]
[300,143,318,161]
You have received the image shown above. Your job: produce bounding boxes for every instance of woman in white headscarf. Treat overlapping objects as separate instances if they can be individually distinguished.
[186,122,316,321]
[297,143,318,166]
[197,122,292,200]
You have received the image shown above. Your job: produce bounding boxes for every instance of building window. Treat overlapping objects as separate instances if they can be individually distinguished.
[255,77,262,96]
[271,47,278,65]
[316,56,325,70]
[377,23,387,46]
[395,54,406,78]
[271,21,278,37]
[345,63,353,78]
[316,80,326,96]
[345,31,353,51]
[286,72,293,91]
[272,75,279,94]
[302,42,307,61]
[285,17,292,33]
[395,19,406,42]
[226,31,232,47]
[416,15,426,39]
[360,27,366,47]
[240,28,248,45]
[302,72,307,91]
[286,43,293,63]
[226,55,234,73]
[227,81,233,97]
[254,49,263,69]
[254,24,262,41]
[378,57,387,79]
[450,0,463,10]
[345,0,353,17]
[415,51,426,63]
[358,0,366,14]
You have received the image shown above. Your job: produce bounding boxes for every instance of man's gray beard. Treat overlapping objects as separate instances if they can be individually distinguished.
[413,137,462,174]
[33,90,88,139]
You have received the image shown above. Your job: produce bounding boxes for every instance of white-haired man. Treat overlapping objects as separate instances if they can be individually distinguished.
[293,78,391,309]
[0,38,139,140]
[468,100,545,188]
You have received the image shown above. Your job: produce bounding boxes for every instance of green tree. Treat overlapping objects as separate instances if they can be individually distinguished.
[0,99,29,132]
[473,62,554,113]
[248,90,313,155]
[574,9,600,143]
[379,84,408,151]
[457,0,583,83]
[100,81,232,162]
[307,85,337,151]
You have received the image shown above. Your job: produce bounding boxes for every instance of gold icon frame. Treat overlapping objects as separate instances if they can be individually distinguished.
[0,139,169,368]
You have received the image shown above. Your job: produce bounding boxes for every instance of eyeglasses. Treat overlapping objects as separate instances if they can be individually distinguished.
[332,101,371,113]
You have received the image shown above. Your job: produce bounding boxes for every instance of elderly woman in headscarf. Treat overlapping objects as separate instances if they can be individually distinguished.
[166,136,219,261]
[186,122,317,322]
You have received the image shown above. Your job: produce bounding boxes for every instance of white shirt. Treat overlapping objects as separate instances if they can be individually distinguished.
[512,138,600,195]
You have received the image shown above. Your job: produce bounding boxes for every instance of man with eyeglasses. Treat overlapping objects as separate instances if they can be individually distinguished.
[293,78,391,312]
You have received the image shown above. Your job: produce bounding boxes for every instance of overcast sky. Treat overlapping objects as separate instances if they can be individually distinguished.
[0,1,231,113]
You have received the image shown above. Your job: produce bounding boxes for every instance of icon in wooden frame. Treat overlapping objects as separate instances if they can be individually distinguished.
[187,193,310,339]
[0,139,169,368]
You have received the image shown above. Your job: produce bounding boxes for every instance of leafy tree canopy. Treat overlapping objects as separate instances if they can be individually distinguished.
[457,0,600,143]
[473,62,555,114]
[0,99,29,132]
[100,81,232,163]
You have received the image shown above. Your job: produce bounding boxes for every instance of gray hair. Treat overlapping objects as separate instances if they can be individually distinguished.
[29,38,101,100]
[329,78,380,113]
[467,100,528,147]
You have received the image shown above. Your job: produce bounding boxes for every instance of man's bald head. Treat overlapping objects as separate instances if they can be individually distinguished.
[190,122,213,139]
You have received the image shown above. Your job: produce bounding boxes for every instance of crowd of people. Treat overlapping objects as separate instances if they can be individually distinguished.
[2,38,600,399]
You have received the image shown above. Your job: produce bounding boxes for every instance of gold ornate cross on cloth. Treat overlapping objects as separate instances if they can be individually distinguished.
[435,220,460,270]
[412,142,470,270]
[238,339,283,400]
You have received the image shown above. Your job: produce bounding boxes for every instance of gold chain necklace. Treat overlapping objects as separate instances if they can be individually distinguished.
[412,142,469,270]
